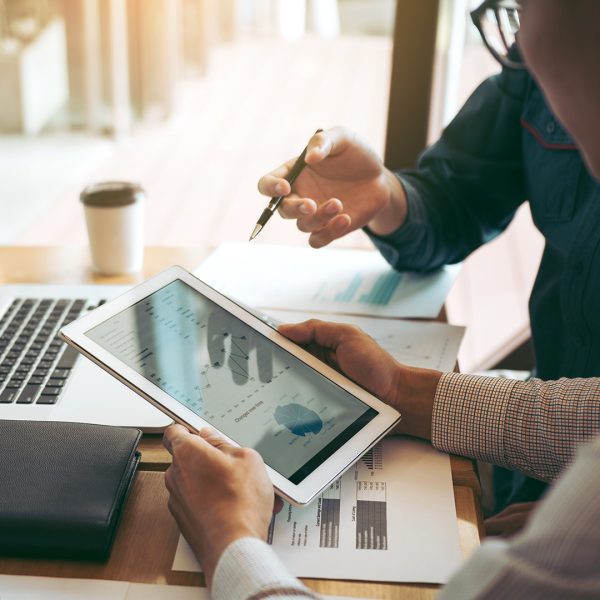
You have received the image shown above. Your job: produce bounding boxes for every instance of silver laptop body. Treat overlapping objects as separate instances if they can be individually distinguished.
[0,284,171,432]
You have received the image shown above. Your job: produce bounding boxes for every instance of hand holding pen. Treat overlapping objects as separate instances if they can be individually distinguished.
[250,129,323,240]
[254,127,408,247]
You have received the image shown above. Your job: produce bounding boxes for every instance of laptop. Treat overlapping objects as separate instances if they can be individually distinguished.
[0,284,171,432]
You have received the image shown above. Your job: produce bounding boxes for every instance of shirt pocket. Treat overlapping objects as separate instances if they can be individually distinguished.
[521,85,581,225]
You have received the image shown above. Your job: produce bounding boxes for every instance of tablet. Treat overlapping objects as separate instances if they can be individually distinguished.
[59,266,400,506]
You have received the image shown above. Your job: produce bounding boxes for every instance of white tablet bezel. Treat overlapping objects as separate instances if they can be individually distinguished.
[60,265,401,506]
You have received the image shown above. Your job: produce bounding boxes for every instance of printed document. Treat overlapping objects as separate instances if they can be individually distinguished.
[195,242,460,319]
[173,437,462,584]
[267,310,464,372]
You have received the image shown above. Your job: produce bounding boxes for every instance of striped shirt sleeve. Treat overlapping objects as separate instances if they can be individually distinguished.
[432,372,600,481]
[211,438,600,600]
[438,435,600,599]
[211,537,319,600]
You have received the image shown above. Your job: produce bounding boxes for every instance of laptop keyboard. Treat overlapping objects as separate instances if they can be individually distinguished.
[0,298,104,405]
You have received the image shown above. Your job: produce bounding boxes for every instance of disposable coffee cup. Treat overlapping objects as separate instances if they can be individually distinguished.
[81,181,145,275]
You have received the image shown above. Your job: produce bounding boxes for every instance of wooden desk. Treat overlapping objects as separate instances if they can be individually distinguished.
[0,472,481,599]
[0,246,483,598]
[0,246,208,286]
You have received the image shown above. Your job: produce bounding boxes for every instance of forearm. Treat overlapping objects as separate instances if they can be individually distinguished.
[366,71,530,273]
[211,537,320,600]
[365,173,510,274]
[366,162,522,273]
[431,373,600,481]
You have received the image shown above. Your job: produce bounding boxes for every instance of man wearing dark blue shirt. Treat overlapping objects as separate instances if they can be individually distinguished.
[257,0,600,513]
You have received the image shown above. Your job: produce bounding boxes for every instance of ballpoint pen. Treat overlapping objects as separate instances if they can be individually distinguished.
[249,129,323,241]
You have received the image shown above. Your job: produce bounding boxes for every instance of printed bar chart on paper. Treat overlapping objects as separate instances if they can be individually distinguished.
[356,481,387,550]
[360,445,383,472]
[195,243,460,319]
[334,272,404,307]
[319,479,341,549]
[173,438,463,584]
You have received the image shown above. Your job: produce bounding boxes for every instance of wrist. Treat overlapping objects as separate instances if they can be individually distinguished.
[390,366,441,440]
[367,169,408,236]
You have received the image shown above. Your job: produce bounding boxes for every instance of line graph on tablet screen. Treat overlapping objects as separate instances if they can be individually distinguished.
[88,282,339,430]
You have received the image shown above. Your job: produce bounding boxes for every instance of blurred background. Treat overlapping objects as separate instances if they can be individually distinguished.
[0,0,543,372]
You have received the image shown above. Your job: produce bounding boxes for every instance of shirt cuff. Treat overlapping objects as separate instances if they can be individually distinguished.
[211,537,318,600]
[364,175,433,271]
[431,372,517,466]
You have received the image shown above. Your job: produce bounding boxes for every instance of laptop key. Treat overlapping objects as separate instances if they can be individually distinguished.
[40,386,61,396]
[36,394,59,405]
[51,368,70,379]
[16,385,41,404]
[56,346,79,369]
[0,388,19,403]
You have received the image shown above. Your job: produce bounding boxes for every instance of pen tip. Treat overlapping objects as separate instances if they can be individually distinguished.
[249,224,262,241]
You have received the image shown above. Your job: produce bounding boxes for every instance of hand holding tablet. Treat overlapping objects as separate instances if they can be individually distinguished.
[60,266,400,506]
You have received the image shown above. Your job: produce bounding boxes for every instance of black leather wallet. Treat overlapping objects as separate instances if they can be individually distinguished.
[0,420,141,560]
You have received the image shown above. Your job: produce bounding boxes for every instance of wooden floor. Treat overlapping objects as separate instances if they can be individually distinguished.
[14,36,390,251]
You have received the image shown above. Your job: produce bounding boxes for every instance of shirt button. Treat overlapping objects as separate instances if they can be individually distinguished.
[546,121,556,134]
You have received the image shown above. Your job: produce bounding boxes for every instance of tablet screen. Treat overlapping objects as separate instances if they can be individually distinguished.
[86,280,377,483]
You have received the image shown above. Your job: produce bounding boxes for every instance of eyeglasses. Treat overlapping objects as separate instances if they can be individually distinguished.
[470,0,525,70]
